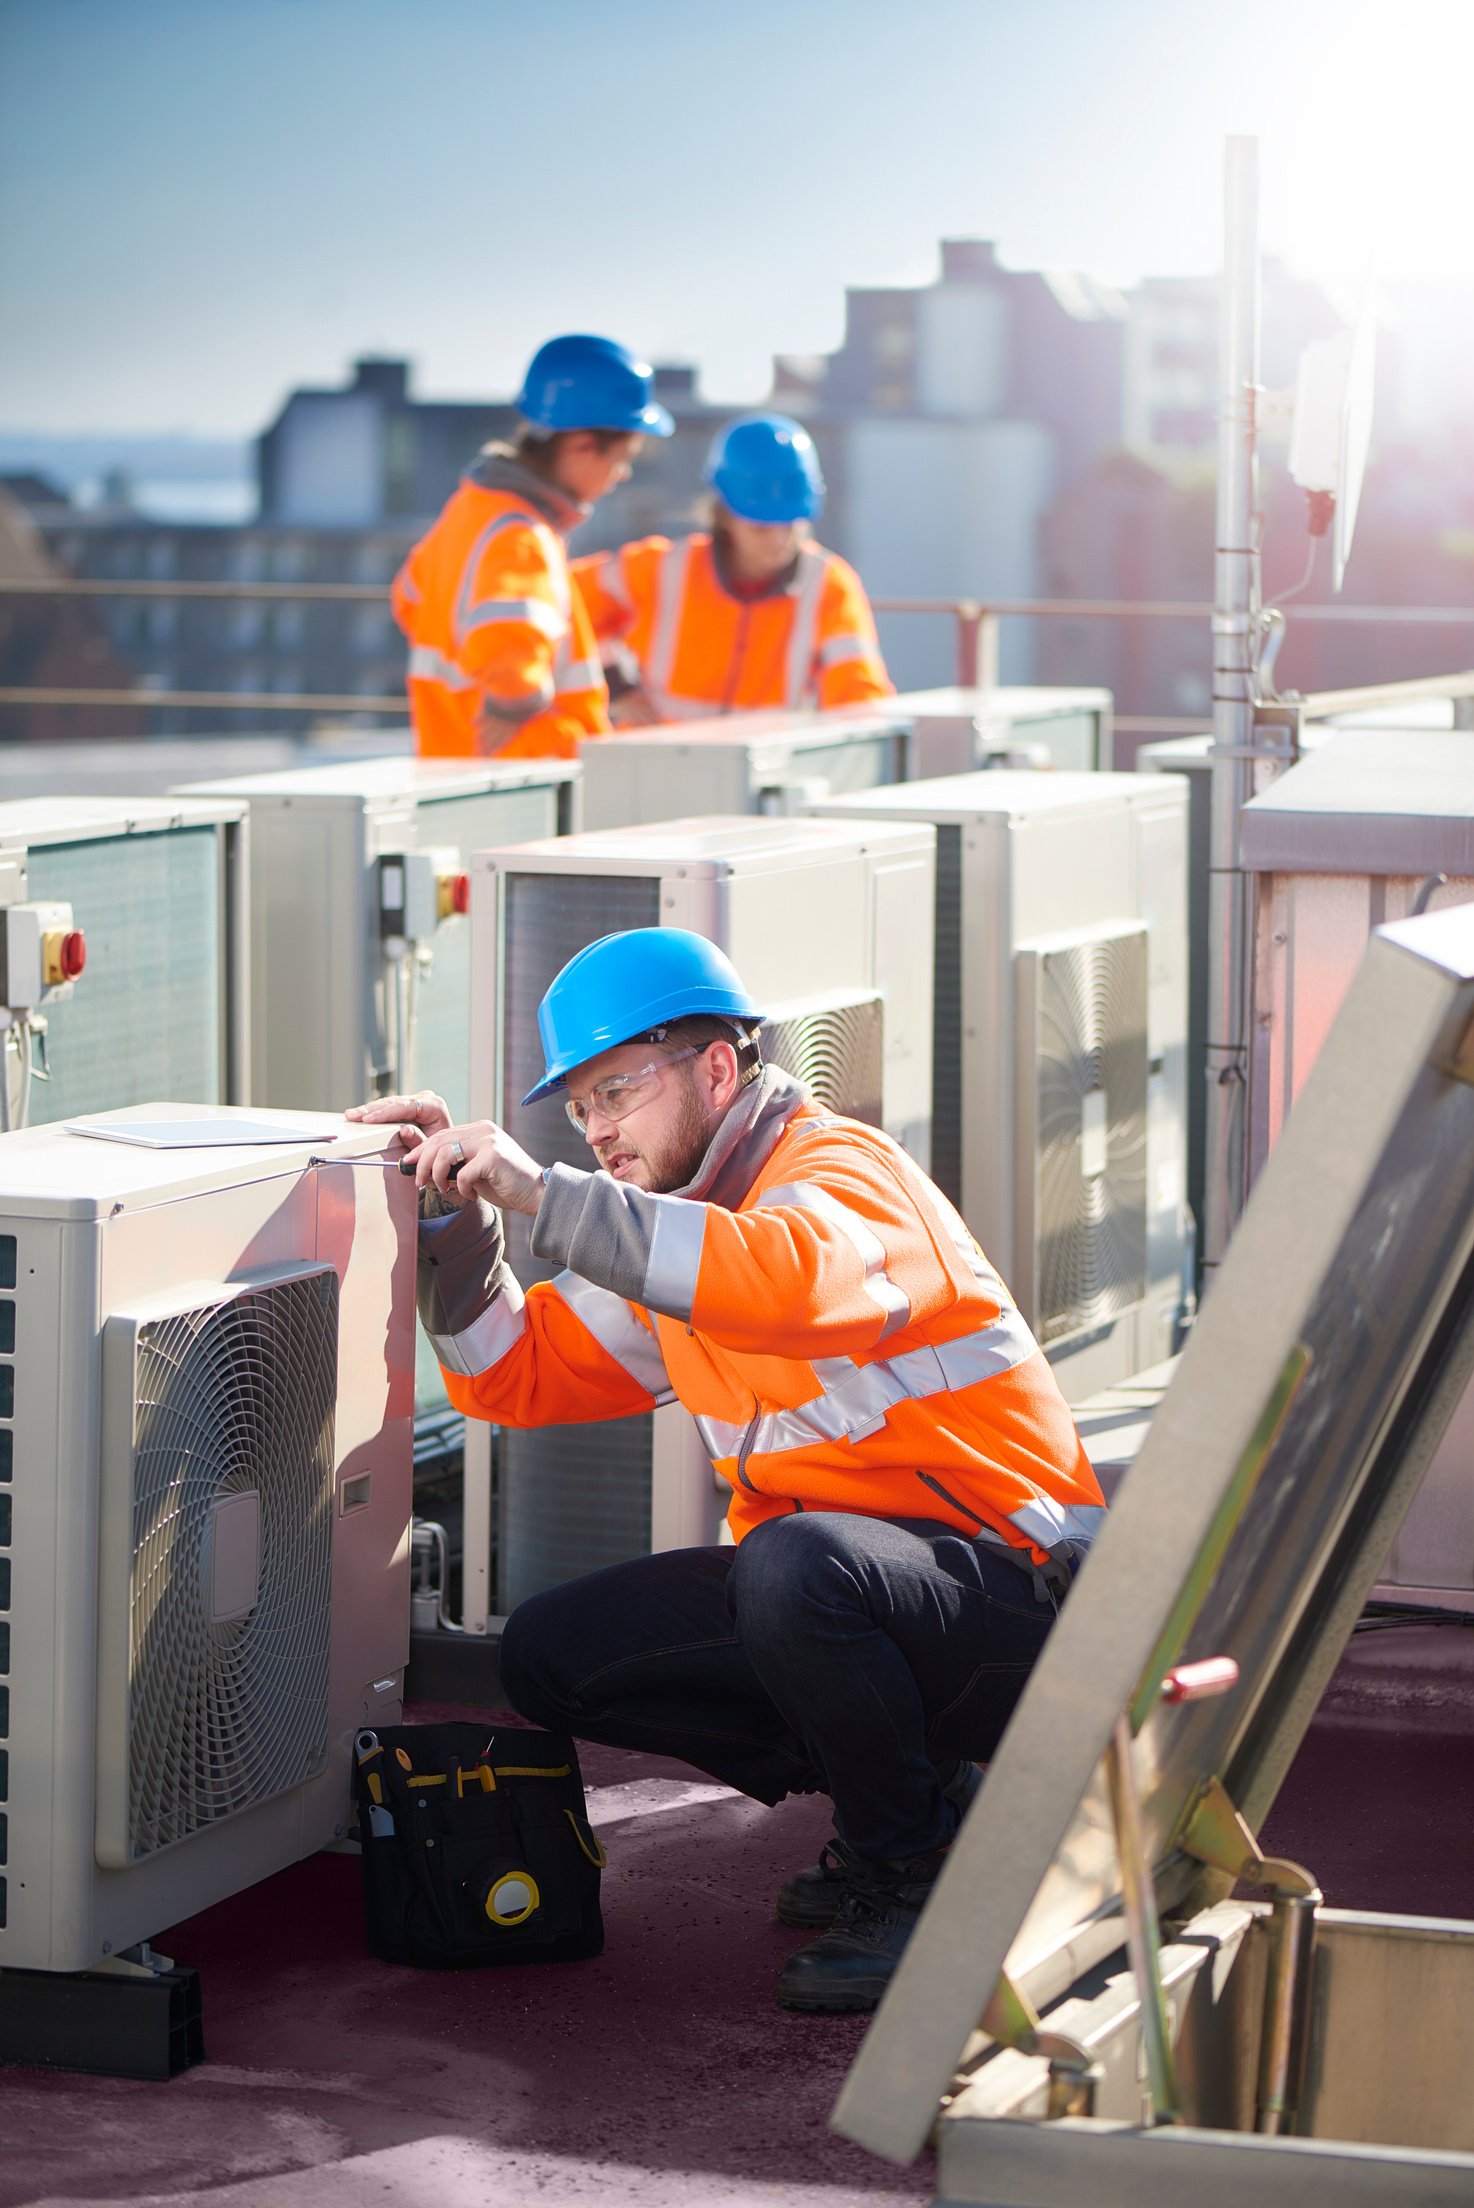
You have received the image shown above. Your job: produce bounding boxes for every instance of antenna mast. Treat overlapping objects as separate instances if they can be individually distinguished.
[1203,135,1264,1278]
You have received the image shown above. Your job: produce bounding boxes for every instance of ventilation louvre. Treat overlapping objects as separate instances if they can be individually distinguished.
[762,990,884,1127]
[497,870,663,1609]
[1016,926,1149,1345]
[96,1268,339,1867]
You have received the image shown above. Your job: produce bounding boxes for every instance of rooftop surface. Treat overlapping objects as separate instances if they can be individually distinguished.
[6,1623,1473,2208]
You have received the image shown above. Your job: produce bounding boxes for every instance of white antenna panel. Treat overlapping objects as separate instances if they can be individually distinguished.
[1288,300,1376,592]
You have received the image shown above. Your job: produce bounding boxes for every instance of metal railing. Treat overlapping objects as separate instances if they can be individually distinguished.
[2,576,1473,732]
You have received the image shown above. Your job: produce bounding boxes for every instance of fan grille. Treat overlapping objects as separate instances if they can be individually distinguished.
[1030,931,1149,1344]
[762,995,883,1126]
[124,1271,338,1859]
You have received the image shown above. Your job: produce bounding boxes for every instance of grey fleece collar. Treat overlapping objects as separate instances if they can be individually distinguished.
[669,1065,808,1210]
[463,443,590,537]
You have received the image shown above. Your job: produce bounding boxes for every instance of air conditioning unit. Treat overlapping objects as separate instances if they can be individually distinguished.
[0,1105,414,1977]
[1135,725,1335,1266]
[176,757,580,1118]
[174,758,579,1420]
[465,813,936,1613]
[894,686,1114,780]
[577,708,912,831]
[805,771,1190,1403]
[0,798,249,1125]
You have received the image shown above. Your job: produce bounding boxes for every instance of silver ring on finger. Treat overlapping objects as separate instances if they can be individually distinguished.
[449,1139,465,1165]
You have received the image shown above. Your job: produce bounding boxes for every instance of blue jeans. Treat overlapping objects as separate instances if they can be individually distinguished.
[498,1512,1057,1861]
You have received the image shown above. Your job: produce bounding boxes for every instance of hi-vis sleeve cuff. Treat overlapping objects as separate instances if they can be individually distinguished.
[417,1196,527,1377]
[531,1162,707,1323]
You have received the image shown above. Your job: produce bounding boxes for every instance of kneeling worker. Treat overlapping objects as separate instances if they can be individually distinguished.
[348,929,1103,2013]
[393,334,673,760]
[572,413,892,722]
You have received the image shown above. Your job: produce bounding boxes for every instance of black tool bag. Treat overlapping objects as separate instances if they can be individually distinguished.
[351,1720,605,1968]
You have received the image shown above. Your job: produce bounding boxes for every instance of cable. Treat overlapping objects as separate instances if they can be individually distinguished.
[1354,1598,1474,1635]
[17,1024,32,1131]
[1267,535,1319,611]
[0,1029,10,1134]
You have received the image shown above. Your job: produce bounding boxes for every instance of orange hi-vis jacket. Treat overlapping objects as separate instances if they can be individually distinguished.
[392,447,608,760]
[571,532,893,720]
[416,1070,1104,1564]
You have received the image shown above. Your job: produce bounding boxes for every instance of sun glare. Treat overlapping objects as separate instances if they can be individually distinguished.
[1261,0,1474,287]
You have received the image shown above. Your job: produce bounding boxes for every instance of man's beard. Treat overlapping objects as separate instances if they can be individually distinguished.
[594,1071,715,1194]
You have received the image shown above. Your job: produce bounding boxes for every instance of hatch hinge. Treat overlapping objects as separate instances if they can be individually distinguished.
[1176,1773,1318,1900]
[1176,1775,1323,2136]
[981,1970,1104,2121]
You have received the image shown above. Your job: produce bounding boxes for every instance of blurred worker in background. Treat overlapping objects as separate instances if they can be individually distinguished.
[572,413,892,723]
[393,335,673,759]
[349,927,1103,2015]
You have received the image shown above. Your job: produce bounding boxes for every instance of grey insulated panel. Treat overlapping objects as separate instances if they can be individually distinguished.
[98,1270,338,1866]
[763,996,883,1127]
[28,829,223,1122]
[409,786,564,1419]
[498,869,662,1607]
[411,785,563,1126]
[1023,927,1148,1345]
[929,824,965,1208]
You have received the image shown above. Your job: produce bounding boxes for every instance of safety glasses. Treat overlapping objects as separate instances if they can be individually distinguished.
[563,1046,703,1133]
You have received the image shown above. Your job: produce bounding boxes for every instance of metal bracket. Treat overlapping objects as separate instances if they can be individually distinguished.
[1177,1775,1317,1900]
[982,1971,1104,2121]
[1177,1776,1322,2137]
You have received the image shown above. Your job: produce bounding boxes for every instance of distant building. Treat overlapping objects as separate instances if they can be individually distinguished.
[30,486,413,740]
[0,486,146,744]
[771,240,1127,683]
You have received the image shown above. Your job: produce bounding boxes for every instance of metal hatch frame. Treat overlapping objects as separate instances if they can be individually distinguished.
[834,904,1474,2165]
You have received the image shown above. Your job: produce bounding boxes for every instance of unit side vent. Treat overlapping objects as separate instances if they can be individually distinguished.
[930,823,965,1208]
[762,990,883,1126]
[496,870,662,1608]
[96,1268,339,1866]
[1016,926,1148,1345]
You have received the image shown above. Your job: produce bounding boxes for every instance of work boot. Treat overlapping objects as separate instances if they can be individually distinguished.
[775,1847,948,2013]
[774,1757,982,1929]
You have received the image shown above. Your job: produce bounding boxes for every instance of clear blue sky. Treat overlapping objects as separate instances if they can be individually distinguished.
[1,0,1467,434]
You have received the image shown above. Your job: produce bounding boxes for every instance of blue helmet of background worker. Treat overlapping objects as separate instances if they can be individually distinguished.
[515,334,675,438]
[703,414,826,525]
[522,928,762,1105]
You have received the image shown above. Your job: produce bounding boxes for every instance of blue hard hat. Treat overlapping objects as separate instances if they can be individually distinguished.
[521,929,763,1106]
[704,413,825,523]
[515,334,674,437]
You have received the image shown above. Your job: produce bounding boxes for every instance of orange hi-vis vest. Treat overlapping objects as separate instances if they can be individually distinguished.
[417,1071,1104,1563]
[571,532,893,720]
[393,450,608,761]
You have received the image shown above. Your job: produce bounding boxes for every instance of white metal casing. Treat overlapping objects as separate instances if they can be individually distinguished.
[892,686,1113,779]
[0,797,250,1121]
[576,709,912,832]
[1241,730,1474,1600]
[805,771,1190,1402]
[461,813,936,1618]
[0,1104,415,1973]
[174,757,580,1119]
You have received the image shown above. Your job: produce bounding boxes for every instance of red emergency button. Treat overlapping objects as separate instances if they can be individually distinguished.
[437,870,472,921]
[42,928,87,986]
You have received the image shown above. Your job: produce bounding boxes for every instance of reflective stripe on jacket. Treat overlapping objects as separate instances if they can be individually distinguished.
[393,456,608,760]
[571,532,892,720]
[418,1070,1103,1563]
